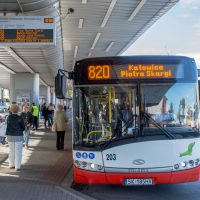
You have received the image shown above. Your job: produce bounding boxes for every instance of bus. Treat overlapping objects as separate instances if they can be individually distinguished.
[68,55,200,186]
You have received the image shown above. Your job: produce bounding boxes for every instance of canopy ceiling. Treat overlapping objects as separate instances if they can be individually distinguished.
[0,0,179,88]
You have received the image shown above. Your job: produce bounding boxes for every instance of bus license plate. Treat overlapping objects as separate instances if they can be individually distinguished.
[124,178,153,186]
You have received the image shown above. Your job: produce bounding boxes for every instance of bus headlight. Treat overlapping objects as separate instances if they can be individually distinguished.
[174,164,179,170]
[189,160,194,167]
[74,160,104,172]
[90,163,95,169]
[97,165,103,170]
[74,160,81,168]
[173,158,200,171]
[82,162,87,168]
[181,162,187,168]
[195,158,200,166]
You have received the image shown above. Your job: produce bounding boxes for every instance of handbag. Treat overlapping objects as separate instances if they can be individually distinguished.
[51,122,57,132]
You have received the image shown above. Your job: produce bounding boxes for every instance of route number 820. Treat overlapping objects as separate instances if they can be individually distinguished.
[88,65,110,80]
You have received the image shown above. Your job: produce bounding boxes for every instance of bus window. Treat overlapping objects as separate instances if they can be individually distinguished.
[141,83,199,137]
[73,85,138,146]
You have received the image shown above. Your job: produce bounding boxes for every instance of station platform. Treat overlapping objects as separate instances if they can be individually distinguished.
[0,111,95,200]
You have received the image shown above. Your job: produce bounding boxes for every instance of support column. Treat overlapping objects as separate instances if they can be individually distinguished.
[50,88,56,105]
[52,92,56,105]
[39,85,50,105]
[10,76,15,103]
[1,88,4,100]
[55,97,58,108]
[33,73,40,107]
[10,73,40,109]
[46,86,51,105]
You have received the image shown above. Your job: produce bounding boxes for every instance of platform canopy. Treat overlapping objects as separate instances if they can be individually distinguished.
[0,0,179,88]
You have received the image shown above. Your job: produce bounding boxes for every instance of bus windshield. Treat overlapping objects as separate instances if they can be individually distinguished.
[73,82,200,147]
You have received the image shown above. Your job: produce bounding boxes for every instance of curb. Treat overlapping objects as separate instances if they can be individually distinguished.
[0,177,96,200]
[56,186,97,200]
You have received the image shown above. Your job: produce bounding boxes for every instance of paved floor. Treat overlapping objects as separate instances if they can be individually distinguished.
[0,110,95,200]
[0,126,73,185]
[80,181,200,200]
[0,179,95,200]
[0,152,7,164]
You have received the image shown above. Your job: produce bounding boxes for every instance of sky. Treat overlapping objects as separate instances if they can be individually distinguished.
[123,0,200,67]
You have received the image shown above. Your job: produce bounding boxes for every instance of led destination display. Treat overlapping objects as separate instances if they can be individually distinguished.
[0,16,55,45]
[0,29,53,43]
[87,64,183,80]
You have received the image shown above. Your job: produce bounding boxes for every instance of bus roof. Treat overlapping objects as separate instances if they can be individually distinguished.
[76,55,195,64]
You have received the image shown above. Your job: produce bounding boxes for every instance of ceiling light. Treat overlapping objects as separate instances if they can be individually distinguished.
[91,32,101,49]
[101,0,117,28]
[88,52,92,57]
[128,0,147,21]
[40,78,48,87]
[74,46,78,58]
[105,41,114,52]
[4,47,35,74]
[82,0,87,4]
[0,62,15,74]
[78,18,84,28]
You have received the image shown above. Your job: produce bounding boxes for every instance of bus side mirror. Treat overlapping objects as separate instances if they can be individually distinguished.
[55,73,67,99]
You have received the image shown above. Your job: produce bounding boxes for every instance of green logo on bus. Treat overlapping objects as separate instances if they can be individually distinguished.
[180,142,195,157]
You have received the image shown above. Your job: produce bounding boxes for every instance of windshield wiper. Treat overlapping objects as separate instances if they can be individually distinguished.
[98,113,140,148]
[143,112,174,139]
[100,134,137,149]
[100,118,137,149]
[98,112,175,149]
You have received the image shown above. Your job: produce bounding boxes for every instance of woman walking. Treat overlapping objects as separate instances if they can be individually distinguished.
[6,103,25,171]
[21,105,33,149]
[54,104,68,150]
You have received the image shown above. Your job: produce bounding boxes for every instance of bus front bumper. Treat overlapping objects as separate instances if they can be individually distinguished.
[73,165,200,185]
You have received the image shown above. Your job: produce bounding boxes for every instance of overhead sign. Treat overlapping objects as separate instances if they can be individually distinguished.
[87,64,184,80]
[0,16,56,45]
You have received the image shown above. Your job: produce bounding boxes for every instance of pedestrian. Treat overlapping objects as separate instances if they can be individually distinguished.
[31,103,39,130]
[47,103,54,128]
[64,105,67,113]
[54,104,68,150]
[21,105,33,149]
[6,103,25,171]
[42,103,48,128]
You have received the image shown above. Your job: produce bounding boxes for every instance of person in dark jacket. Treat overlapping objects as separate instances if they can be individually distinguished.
[6,103,25,171]
[42,103,48,128]
[47,103,54,128]
[21,105,33,149]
